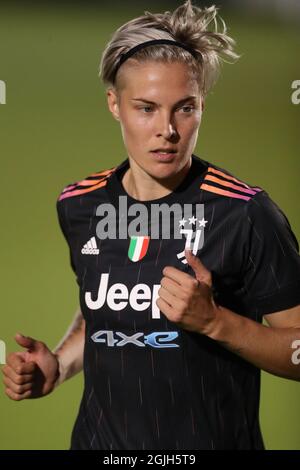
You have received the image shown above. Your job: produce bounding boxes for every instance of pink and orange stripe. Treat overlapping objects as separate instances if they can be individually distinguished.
[58,168,116,201]
[200,167,262,201]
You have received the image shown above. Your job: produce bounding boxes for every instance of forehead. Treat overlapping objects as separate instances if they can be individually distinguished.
[117,60,200,99]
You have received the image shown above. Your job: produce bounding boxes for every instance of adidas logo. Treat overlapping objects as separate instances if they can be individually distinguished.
[81,236,99,255]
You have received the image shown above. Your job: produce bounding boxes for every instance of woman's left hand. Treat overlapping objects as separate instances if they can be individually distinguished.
[156,249,219,336]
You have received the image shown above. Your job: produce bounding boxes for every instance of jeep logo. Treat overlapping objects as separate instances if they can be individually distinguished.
[85,273,161,319]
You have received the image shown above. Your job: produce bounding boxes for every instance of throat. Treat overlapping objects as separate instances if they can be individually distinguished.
[121,159,192,202]
[122,170,172,201]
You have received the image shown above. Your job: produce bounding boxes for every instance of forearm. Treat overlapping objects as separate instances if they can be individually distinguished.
[207,305,300,381]
[52,307,85,385]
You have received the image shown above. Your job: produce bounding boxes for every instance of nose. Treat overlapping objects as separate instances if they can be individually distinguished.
[156,111,177,140]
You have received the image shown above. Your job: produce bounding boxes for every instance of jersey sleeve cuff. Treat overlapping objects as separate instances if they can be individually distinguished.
[245,279,300,316]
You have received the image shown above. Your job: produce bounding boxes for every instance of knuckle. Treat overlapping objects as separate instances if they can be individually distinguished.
[7,353,15,363]
[185,285,193,296]
[28,363,36,373]
[181,290,189,301]
[174,313,183,323]
[6,390,17,401]
[189,278,199,290]
[176,305,185,317]
[16,375,23,385]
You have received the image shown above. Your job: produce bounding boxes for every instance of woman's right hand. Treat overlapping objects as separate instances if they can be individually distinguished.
[1,334,60,400]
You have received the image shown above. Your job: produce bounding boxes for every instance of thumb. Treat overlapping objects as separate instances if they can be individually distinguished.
[15,333,42,352]
[185,249,212,287]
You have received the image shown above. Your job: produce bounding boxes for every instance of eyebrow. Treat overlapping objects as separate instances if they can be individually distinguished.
[131,95,197,106]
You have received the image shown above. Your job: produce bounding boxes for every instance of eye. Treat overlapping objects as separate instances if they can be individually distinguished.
[180,105,194,113]
[140,106,153,113]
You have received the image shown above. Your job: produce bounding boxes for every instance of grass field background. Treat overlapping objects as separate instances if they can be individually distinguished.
[0,1,299,450]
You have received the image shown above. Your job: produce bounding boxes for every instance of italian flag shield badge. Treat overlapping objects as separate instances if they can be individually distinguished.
[128,236,150,262]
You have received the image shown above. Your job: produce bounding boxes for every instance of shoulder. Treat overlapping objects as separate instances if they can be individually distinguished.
[57,166,117,203]
[198,158,264,203]
[243,190,298,247]
[195,157,294,240]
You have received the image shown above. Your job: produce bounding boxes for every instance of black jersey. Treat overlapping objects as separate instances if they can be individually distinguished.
[56,154,300,450]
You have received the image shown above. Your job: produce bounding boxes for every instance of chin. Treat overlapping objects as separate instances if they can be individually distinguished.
[147,163,180,181]
[150,157,189,180]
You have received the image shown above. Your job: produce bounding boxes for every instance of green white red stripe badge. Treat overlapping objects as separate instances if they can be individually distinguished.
[128,236,150,262]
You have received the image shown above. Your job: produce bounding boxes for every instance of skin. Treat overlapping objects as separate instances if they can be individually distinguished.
[2,309,85,400]
[2,59,300,401]
[107,60,204,201]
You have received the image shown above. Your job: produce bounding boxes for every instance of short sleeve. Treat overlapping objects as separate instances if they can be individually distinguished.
[56,198,79,285]
[238,191,300,316]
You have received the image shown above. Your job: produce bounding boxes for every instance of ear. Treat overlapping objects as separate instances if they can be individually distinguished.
[201,96,205,112]
[107,88,120,121]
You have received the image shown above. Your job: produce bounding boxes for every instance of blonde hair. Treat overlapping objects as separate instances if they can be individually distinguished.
[99,0,239,96]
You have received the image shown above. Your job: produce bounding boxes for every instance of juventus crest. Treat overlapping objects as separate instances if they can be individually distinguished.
[176,216,208,264]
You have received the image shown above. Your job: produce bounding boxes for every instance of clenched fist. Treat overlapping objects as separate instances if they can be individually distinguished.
[157,248,219,335]
[2,334,59,401]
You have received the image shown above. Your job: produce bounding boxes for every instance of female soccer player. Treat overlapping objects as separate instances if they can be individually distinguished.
[2,1,300,450]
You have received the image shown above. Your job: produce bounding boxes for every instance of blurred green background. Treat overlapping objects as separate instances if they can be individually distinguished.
[0,0,299,450]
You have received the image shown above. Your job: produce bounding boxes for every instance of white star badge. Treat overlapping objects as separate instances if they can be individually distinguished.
[198,217,208,228]
[188,216,197,225]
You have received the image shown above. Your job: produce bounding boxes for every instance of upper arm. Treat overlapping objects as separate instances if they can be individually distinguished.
[238,192,300,318]
[264,304,300,328]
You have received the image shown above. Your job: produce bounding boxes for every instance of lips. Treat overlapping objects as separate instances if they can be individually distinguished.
[150,149,177,162]
[151,148,177,153]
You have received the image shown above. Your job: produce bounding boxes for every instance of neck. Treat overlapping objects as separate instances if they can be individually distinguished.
[122,157,192,201]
